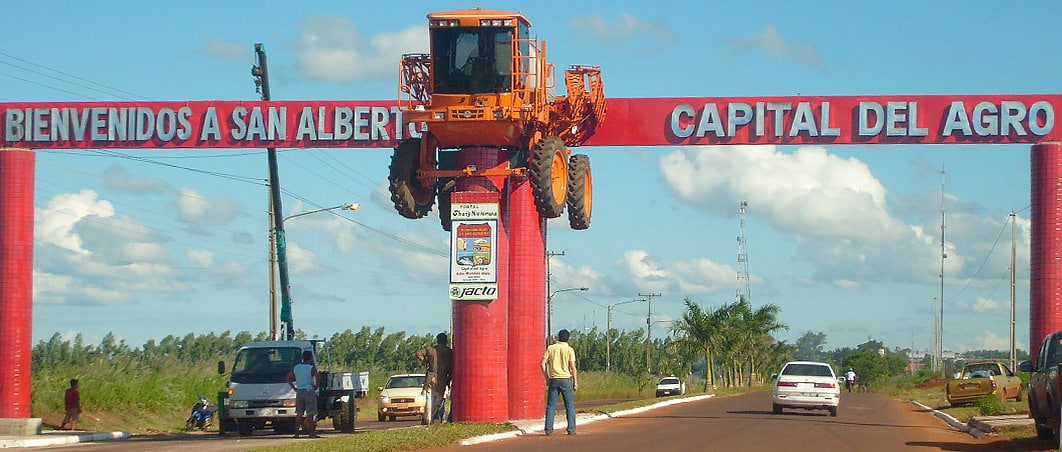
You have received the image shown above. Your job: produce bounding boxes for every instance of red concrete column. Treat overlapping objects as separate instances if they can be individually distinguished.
[450,147,509,422]
[0,148,35,418]
[506,176,546,420]
[1031,142,1062,363]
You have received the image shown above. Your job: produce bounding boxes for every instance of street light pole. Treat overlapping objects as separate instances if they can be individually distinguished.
[267,203,360,340]
[284,204,360,222]
[606,299,645,372]
[547,287,588,340]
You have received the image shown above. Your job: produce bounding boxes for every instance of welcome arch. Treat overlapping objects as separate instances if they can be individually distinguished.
[1,94,1059,424]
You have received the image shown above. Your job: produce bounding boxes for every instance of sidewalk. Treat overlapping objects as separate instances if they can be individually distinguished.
[0,430,130,448]
[461,394,717,445]
[910,401,1033,438]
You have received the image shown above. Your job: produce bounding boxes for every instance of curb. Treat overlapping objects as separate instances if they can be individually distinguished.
[460,394,717,445]
[909,401,991,438]
[0,431,130,448]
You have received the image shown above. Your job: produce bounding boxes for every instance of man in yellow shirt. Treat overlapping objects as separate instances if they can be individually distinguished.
[541,329,578,435]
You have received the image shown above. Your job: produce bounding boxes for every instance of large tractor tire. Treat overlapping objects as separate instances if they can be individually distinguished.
[566,154,592,230]
[389,138,436,219]
[528,136,568,218]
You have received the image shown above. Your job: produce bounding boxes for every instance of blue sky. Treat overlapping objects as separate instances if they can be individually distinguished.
[5,1,1060,355]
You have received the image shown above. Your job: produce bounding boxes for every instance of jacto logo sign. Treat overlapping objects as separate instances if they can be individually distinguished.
[449,284,498,301]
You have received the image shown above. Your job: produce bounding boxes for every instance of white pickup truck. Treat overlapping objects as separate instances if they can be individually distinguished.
[217,340,367,436]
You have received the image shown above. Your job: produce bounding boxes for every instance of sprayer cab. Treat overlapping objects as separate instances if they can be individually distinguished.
[392,8,604,230]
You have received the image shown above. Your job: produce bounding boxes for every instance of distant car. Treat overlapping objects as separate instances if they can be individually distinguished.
[772,361,839,417]
[655,376,686,397]
[377,373,427,422]
[945,361,1023,407]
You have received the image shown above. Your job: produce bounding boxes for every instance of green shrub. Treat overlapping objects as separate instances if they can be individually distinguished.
[978,394,1008,416]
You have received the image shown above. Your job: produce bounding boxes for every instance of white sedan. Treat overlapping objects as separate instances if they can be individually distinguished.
[772,361,839,417]
[655,376,686,397]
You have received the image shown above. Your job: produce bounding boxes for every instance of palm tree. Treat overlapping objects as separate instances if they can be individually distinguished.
[673,297,721,391]
[730,297,787,386]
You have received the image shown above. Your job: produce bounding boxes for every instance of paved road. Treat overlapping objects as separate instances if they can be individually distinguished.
[433,391,1055,452]
[31,393,1057,451]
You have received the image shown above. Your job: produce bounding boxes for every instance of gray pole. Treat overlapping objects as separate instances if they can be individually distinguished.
[640,292,661,373]
[1010,211,1017,371]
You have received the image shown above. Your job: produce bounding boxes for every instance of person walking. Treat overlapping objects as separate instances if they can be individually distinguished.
[286,350,319,438]
[60,379,81,430]
[541,329,578,435]
[417,332,453,424]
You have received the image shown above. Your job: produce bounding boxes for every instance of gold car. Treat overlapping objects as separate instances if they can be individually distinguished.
[377,374,427,422]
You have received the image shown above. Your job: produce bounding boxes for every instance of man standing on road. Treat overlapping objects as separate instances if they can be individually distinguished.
[541,329,578,436]
[286,350,319,438]
[417,332,453,424]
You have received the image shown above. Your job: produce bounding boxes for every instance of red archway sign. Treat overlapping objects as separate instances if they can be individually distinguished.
[3,94,1058,149]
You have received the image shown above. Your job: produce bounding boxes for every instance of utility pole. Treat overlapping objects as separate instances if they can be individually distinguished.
[1010,210,1017,371]
[640,292,662,373]
[254,43,296,341]
[938,164,946,374]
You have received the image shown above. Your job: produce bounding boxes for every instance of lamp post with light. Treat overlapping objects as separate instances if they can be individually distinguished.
[605,299,645,372]
[268,203,360,339]
[547,287,588,341]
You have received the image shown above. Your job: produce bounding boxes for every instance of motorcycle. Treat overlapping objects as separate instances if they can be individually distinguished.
[184,396,217,431]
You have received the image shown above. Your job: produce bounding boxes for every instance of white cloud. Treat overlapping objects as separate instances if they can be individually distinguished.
[33,192,187,306]
[972,297,1002,312]
[35,189,115,254]
[573,13,671,54]
[293,16,426,82]
[193,37,249,61]
[727,24,826,72]
[658,145,1018,286]
[286,242,320,276]
[103,164,169,194]
[620,250,734,296]
[176,188,239,225]
[832,279,860,289]
[187,249,214,267]
[660,145,906,243]
[969,329,1009,351]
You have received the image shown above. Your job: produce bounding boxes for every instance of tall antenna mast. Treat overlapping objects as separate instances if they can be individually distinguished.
[737,201,751,302]
[937,164,947,373]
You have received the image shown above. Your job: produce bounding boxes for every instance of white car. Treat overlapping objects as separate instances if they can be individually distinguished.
[772,361,839,417]
[655,376,686,397]
[377,374,427,422]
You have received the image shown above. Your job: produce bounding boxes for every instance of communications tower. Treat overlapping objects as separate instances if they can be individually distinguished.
[737,201,751,302]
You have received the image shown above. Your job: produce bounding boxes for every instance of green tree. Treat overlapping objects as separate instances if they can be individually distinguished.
[841,349,906,387]
[794,331,828,361]
[672,297,724,390]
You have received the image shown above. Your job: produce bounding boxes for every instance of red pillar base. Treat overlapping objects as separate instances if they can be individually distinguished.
[1031,142,1062,362]
[506,176,546,420]
[450,148,510,422]
[0,148,35,418]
